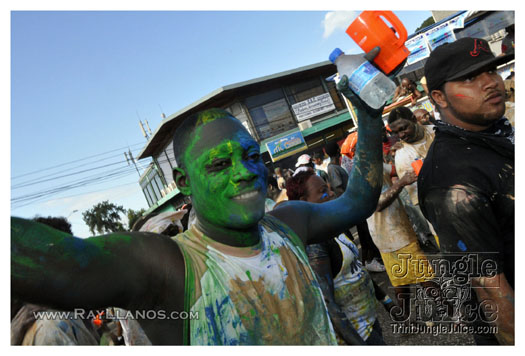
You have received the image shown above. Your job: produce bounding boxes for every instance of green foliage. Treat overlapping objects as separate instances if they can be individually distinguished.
[127,208,146,231]
[82,200,126,235]
[415,16,436,32]
[32,215,73,235]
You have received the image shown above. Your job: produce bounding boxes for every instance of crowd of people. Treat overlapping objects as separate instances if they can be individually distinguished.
[11,36,514,346]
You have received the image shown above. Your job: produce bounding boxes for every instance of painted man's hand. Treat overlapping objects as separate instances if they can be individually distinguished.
[336,51,408,118]
[336,74,383,117]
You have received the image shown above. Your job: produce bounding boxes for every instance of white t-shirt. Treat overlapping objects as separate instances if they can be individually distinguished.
[394,125,435,205]
[367,163,418,252]
[314,157,330,173]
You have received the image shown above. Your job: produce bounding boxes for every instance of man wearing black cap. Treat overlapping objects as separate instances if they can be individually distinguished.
[418,37,514,345]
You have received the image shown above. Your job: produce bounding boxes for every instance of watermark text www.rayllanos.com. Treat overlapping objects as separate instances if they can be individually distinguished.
[33,308,199,321]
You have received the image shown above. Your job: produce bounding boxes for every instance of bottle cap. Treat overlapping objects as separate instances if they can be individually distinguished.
[329,48,344,63]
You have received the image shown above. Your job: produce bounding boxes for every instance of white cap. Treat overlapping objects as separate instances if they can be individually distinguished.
[295,154,312,167]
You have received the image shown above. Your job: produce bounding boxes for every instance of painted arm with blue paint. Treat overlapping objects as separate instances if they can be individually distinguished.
[11,217,187,345]
[270,74,392,245]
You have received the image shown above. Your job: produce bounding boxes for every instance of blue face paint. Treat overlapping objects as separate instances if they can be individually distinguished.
[321,192,328,200]
[190,118,268,232]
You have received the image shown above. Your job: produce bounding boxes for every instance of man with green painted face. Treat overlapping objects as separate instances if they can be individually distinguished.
[12,75,387,345]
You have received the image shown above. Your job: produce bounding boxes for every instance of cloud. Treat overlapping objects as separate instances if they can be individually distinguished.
[322,11,358,38]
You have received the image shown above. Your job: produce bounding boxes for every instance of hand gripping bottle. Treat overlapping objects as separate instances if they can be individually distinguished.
[329,48,396,109]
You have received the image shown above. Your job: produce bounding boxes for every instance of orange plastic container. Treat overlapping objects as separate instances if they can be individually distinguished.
[346,11,410,74]
[411,159,424,176]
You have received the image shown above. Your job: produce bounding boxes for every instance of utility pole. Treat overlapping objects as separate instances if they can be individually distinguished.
[124,150,141,177]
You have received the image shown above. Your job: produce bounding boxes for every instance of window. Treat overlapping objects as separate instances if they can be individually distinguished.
[326,80,347,111]
[285,78,325,105]
[244,89,296,140]
[139,164,166,207]
[155,144,176,187]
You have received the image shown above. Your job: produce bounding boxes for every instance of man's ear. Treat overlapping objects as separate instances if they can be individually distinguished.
[174,167,191,196]
[430,89,448,111]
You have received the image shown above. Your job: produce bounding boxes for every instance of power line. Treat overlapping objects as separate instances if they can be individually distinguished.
[11,168,140,209]
[12,142,146,180]
[11,181,141,210]
[12,147,150,189]
[10,152,177,209]
[12,166,140,202]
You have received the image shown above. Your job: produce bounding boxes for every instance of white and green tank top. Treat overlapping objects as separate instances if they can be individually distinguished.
[173,215,337,345]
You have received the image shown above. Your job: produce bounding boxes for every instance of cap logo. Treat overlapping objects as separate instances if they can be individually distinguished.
[470,39,490,57]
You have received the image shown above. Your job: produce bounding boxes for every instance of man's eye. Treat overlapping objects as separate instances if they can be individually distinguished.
[207,159,231,171]
[248,153,260,161]
[463,74,477,83]
[215,160,229,167]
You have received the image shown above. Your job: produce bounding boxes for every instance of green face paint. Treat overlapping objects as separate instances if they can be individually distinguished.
[182,113,268,231]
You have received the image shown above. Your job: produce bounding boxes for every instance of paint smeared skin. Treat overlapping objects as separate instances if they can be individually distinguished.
[11,216,189,346]
[279,95,384,245]
[181,113,268,246]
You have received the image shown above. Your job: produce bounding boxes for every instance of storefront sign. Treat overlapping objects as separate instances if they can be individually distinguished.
[265,131,307,162]
[292,93,335,122]
[456,11,514,39]
[405,34,431,65]
[425,21,456,51]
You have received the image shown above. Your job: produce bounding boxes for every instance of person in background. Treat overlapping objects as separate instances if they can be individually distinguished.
[294,153,329,186]
[420,37,514,345]
[340,131,358,174]
[420,76,429,96]
[387,106,439,252]
[413,108,436,126]
[392,78,423,105]
[312,150,330,173]
[286,170,386,345]
[503,70,515,126]
[265,175,287,212]
[367,157,439,322]
[326,141,385,273]
[324,143,348,197]
[274,167,287,190]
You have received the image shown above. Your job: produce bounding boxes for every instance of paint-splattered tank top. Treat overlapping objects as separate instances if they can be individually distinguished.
[172,215,337,345]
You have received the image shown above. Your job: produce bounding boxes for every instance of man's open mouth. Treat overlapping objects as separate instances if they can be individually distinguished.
[232,190,260,201]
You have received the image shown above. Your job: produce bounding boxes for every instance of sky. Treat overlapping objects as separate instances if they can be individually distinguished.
[9,6,439,237]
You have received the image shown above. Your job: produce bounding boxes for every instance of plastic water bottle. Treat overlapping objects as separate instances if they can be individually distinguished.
[329,48,396,109]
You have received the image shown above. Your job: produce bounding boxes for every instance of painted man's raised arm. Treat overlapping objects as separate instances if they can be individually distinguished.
[271,76,383,244]
[271,56,406,245]
[302,77,384,243]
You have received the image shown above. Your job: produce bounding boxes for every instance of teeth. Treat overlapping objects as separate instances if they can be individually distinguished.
[233,191,259,200]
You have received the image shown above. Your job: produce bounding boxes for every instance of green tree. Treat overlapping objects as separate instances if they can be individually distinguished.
[82,200,126,235]
[127,208,146,231]
[415,16,436,32]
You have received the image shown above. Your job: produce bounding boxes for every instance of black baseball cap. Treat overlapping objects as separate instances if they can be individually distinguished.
[424,37,514,93]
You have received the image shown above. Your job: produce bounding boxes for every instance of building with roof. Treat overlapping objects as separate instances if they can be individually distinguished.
[136,60,358,216]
